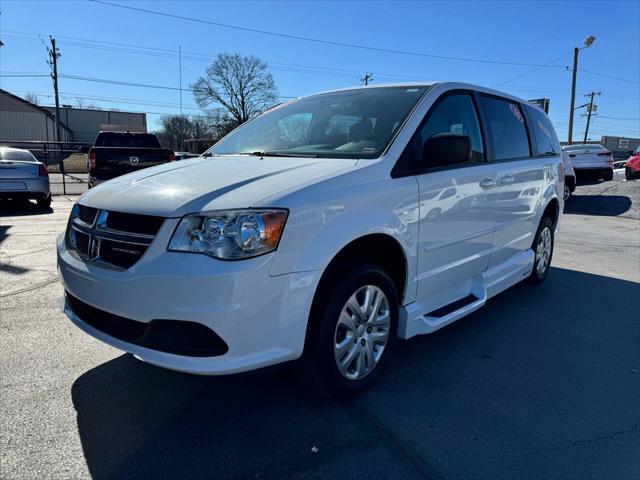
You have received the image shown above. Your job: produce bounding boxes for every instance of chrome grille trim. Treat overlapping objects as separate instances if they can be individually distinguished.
[67,207,164,269]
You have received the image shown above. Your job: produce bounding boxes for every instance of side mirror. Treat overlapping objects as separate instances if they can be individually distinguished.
[422,133,471,167]
[79,146,89,154]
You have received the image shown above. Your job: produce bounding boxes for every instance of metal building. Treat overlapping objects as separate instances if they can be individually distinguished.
[0,89,72,142]
[1,89,147,144]
[42,105,147,143]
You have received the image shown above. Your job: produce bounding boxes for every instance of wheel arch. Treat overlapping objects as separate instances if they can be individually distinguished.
[302,233,409,352]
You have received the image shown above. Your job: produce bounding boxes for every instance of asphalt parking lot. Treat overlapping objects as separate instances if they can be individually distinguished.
[1,182,639,480]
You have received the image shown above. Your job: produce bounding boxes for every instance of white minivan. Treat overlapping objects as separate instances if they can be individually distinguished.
[58,83,563,395]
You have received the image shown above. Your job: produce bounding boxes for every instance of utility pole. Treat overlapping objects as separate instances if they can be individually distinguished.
[583,91,601,143]
[567,35,595,145]
[47,36,62,142]
[179,45,183,151]
[361,73,373,86]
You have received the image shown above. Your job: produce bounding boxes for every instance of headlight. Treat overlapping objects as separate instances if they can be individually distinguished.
[168,209,288,260]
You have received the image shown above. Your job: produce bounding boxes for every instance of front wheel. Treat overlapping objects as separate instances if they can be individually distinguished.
[301,263,398,397]
[563,183,571,201]
[529,217,554,284]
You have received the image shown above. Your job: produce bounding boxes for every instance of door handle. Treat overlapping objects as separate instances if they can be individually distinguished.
[499,174,515,185]
[479,177,497,189]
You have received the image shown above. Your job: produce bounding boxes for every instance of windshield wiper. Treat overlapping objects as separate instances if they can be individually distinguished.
[245,151,318,158]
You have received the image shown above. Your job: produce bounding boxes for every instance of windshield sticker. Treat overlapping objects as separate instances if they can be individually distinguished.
[510,104,524,123]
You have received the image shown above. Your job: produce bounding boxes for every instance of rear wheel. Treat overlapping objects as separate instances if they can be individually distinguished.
[563,183,571,201]
[37,194,52,209]
[529,217,554,284]
[604,170,614,181]
[626,167,635,181]
[301,263,398,397]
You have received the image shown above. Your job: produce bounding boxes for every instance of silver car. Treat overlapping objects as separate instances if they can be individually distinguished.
[0,147,52,208]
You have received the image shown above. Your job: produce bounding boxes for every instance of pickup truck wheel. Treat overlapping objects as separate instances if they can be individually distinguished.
[529,217,554,284]
[302,263,398,397]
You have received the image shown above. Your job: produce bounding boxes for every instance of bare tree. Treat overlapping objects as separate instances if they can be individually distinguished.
[191,53,278,128]
[24,92,39,105]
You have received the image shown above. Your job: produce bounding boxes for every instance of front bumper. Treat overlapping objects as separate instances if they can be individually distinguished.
[57,229,321,375]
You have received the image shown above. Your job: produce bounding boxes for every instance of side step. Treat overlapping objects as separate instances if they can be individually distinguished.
[399,287,487,339]
[425,294,479,318]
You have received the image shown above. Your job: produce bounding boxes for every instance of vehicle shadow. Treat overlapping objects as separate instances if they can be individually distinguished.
[71,267,640,480]
[564,194,632,217]
[0,199,53,217]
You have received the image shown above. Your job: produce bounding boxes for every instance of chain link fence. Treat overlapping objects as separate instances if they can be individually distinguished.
[0,140,90,195]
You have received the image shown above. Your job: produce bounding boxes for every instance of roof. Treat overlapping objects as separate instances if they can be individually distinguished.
[298,81,538,111]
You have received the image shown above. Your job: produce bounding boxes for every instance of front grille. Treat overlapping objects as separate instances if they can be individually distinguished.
[66,292,229,357]
[67,206,165,269]
[74,230,91,256]
[99,238,148,269]
[105,211,164,236]
[78,205,98,225]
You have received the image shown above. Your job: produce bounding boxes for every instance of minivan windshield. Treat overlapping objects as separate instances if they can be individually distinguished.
[205,86,430,160]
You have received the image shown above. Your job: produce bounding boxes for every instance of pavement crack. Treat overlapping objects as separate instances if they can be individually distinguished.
[343,402,438,480]
[518,424,639,458]
[0,277,59,298]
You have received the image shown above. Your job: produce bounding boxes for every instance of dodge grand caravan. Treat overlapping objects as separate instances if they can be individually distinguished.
[58,83,564,394]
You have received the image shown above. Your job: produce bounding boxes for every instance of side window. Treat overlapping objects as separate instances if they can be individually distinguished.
[480,96,531,160]
[526,105,560,156]
[412,94,484,167]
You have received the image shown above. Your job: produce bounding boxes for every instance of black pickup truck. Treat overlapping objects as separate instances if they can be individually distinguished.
[87,132,175,188]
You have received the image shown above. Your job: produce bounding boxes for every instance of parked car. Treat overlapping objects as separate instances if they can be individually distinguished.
[625,146,640,180]
[561,144,614,181]
[58,82,563,395]
[86,131,175,188]
[562,153,576,200]
[0,147,51,208]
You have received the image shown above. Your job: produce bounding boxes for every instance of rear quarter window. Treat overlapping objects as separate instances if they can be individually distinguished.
[480,95,531,161]
[526,106,560,156]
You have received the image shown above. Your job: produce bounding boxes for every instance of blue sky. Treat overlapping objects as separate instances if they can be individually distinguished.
[1,0,639,141]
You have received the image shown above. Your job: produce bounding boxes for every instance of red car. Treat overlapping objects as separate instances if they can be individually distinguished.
[626,146,640,180]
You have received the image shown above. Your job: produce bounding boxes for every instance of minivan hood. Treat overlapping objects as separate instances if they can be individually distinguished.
[80,155,358,217]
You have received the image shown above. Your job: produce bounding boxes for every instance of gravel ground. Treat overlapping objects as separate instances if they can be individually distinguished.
[1,181,638,480]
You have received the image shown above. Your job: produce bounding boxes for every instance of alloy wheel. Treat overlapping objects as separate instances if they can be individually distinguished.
[333,285,390,381]
[535,226,552,276]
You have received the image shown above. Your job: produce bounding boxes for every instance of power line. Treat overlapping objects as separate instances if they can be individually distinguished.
[493,52,571,87]
[579,69,640,85]
[596,115,640,121]
[88,0,572,69]
[0,31,434,82]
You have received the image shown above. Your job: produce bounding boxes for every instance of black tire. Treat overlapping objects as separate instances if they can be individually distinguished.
[299,263,398,397]
[37,195,52,209]
[626,167,635,181]
[604,170,614,181]
[563,183,571,202]
[528,216,554,284]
